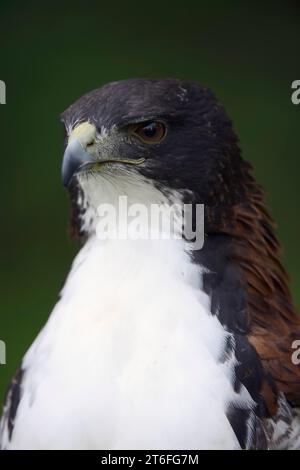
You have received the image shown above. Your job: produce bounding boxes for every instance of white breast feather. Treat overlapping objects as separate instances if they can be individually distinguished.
[3,171,255,449]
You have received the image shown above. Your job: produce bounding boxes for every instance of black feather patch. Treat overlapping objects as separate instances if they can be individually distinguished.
[226,403,267,449]
[193,233,275,448]
[1,367,24,444]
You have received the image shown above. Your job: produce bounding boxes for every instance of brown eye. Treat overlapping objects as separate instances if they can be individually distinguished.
[133,121,166,143]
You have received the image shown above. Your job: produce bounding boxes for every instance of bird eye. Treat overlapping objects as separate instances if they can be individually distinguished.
[133,121,166,144]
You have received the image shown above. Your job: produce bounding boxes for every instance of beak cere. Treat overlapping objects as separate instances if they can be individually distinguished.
[62,122,97,187]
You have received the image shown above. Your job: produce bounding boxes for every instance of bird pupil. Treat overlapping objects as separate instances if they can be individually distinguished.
[143,122,157,137]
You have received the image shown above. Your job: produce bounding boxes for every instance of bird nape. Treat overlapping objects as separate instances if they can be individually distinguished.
[1,78,300,450]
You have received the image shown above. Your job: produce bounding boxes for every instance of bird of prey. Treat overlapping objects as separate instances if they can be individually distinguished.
[1,78,300,450]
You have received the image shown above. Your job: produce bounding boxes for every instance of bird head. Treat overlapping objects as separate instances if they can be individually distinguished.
[60,78,250,238]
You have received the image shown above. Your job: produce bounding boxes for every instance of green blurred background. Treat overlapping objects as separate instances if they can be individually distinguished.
[0,0,299,403]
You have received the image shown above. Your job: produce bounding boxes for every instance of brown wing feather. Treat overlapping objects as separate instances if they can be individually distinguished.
[221,166,300,407]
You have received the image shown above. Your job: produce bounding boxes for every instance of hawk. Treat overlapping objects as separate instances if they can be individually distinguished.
[1,78,300,449]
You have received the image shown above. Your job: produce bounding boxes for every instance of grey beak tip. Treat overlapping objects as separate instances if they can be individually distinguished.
[61,139,92,188]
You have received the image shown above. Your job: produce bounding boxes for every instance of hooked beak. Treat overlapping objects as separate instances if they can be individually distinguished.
[62,139,93,187]
[62,121,98,187]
